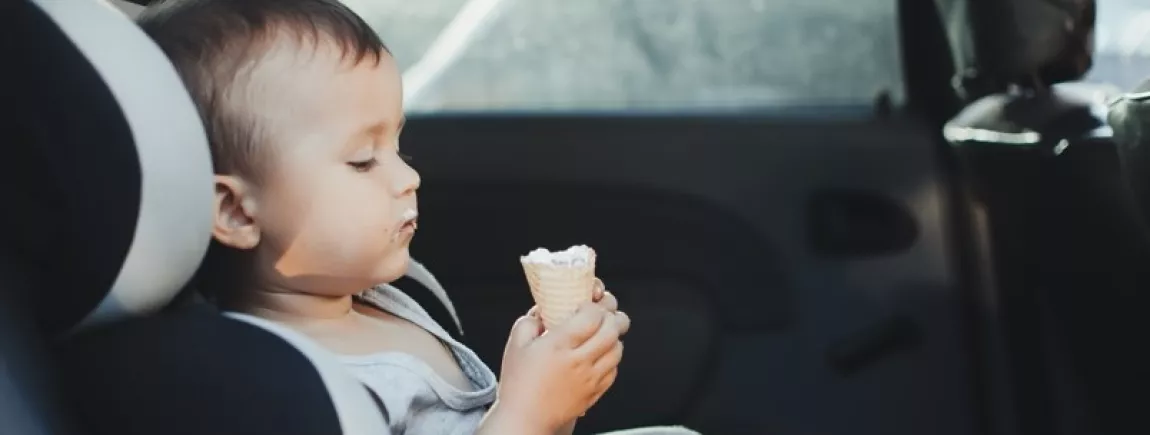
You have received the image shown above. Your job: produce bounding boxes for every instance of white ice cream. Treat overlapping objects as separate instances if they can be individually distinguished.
[520,245,594,267]
[401,209,418,221]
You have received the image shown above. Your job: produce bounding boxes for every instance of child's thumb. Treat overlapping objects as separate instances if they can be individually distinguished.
[507,314,544,348]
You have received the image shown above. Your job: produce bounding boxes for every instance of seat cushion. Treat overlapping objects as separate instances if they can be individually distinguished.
[56,308,388,435]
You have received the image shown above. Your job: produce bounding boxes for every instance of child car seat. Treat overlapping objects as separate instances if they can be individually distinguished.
[1,1,389,434]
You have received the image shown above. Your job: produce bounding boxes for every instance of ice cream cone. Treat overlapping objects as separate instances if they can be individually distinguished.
[520,246,596,330]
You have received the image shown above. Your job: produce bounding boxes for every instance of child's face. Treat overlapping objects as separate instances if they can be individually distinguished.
[223,40,418,297]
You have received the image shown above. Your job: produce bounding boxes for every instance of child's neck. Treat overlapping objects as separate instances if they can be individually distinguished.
[240,288,356,324]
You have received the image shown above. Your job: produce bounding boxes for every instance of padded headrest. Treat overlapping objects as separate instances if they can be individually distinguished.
[944,82,1116,145]
[57,308,388,435]
[1108,78,1150,214]
[2,0,214,335]
[1110,79,1150,155]
[968,0,1095,85]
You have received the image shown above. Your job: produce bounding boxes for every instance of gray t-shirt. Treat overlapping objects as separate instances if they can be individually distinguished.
[342,285,497,435]
[343,285,701,435]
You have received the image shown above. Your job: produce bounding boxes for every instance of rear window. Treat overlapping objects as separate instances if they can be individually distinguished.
[1087,0,1150,90]
[345,0,904,113]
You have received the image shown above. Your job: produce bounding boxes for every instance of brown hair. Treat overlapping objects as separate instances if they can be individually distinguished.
[138,0,388,179]
[137,0,389,303]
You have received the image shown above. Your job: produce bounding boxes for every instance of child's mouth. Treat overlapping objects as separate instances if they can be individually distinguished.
[400,219,418,232]
[398,209,419,233]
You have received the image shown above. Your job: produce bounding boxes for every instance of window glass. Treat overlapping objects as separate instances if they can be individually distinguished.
[346,0,904,112]
[1087,0,1150,90]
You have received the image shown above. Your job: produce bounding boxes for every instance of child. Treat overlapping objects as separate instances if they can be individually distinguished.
[137,1,698,434]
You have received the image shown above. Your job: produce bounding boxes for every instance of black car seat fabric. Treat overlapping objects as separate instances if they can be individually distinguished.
[0,263,73,435]
[947,81,1148,435]
[59,308,391,435]
[1041,138,1150,435]
[2,0,213,337]
[4,1,389,434]
[408,182,725,432]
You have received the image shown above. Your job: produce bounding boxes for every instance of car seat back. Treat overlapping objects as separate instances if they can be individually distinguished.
[2,1,388,434]
[947,81,1148,435]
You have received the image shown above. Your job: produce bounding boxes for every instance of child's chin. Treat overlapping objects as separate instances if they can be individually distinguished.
[375,251,412,283]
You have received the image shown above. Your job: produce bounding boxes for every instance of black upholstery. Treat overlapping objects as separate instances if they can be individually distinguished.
[1,1,388,434]
[2,0,143,336]
[57,308,346,435]
[0,266,75,435]
[947,81,1149,435]
[1040,139,1150,435]
[410,182,739,431]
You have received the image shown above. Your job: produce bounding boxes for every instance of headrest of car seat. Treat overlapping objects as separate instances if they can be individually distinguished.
[1108,78,1150,214]
[57,307,389,435]
[945,81,1116,145]
[3,0,213,335]
[968,0,1095,86]
[1110,79,1150,158]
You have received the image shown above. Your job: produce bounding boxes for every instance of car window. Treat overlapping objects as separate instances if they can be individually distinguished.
[344,0,904,113]
[1087,0,1150,90]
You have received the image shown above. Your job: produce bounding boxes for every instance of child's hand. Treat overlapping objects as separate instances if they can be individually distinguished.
[526,278,631,336]
[591,278,630,336]
[494,301,625,433]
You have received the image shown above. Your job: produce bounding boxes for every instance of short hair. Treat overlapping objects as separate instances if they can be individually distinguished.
[137,0,388,304]
[137,0,388,179]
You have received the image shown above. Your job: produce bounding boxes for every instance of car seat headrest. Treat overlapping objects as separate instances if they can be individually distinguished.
[57,308,389,435]
[1108,78,1150,214]
[3,0,213,336]
[1110,79,1150,155]
[968,0,1095,86]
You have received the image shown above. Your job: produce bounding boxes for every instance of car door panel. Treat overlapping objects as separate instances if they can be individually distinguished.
[403,112,977,435]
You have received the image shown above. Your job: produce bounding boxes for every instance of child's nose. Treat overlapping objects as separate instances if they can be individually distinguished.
[396,162,420,196]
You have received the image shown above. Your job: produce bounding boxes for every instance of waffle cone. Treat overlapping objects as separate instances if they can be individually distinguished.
[521,253,597,330]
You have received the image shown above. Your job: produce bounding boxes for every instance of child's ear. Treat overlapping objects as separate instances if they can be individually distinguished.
[212,175,260,250]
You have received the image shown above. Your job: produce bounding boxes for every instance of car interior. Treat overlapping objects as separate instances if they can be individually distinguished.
[1,0,1148,434]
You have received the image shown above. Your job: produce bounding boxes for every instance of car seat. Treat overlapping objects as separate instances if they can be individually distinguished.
[1108,78,1150,220]
[946,1,1149,433]
[0,0,389,434]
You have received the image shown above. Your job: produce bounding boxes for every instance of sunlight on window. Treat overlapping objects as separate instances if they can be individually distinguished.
[346,0,904,112]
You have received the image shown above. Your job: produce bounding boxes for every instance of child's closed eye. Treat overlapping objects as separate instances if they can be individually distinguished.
[348,158,379,172]
[398,152,413,163]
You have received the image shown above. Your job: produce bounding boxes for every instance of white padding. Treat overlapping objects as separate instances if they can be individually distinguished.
[32,0,215,329]
[225,313,392,435]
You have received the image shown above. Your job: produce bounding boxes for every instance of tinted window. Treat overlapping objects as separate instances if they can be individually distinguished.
[1087,0,1150,90]
[346,0,904,112]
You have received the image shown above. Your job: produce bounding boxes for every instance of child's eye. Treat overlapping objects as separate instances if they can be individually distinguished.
[348,158,379,172]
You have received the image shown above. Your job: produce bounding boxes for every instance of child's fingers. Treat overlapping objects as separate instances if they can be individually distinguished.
[506,314,544,349]
[597,291,618,313]
[597,367,619,394]
[553,302,608,348]
[614,310,631,336]
[527,305,540,318]
[592,278,605,301]
[586,366,617,409]
[572,314,621,361]
[592,340,624,376]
